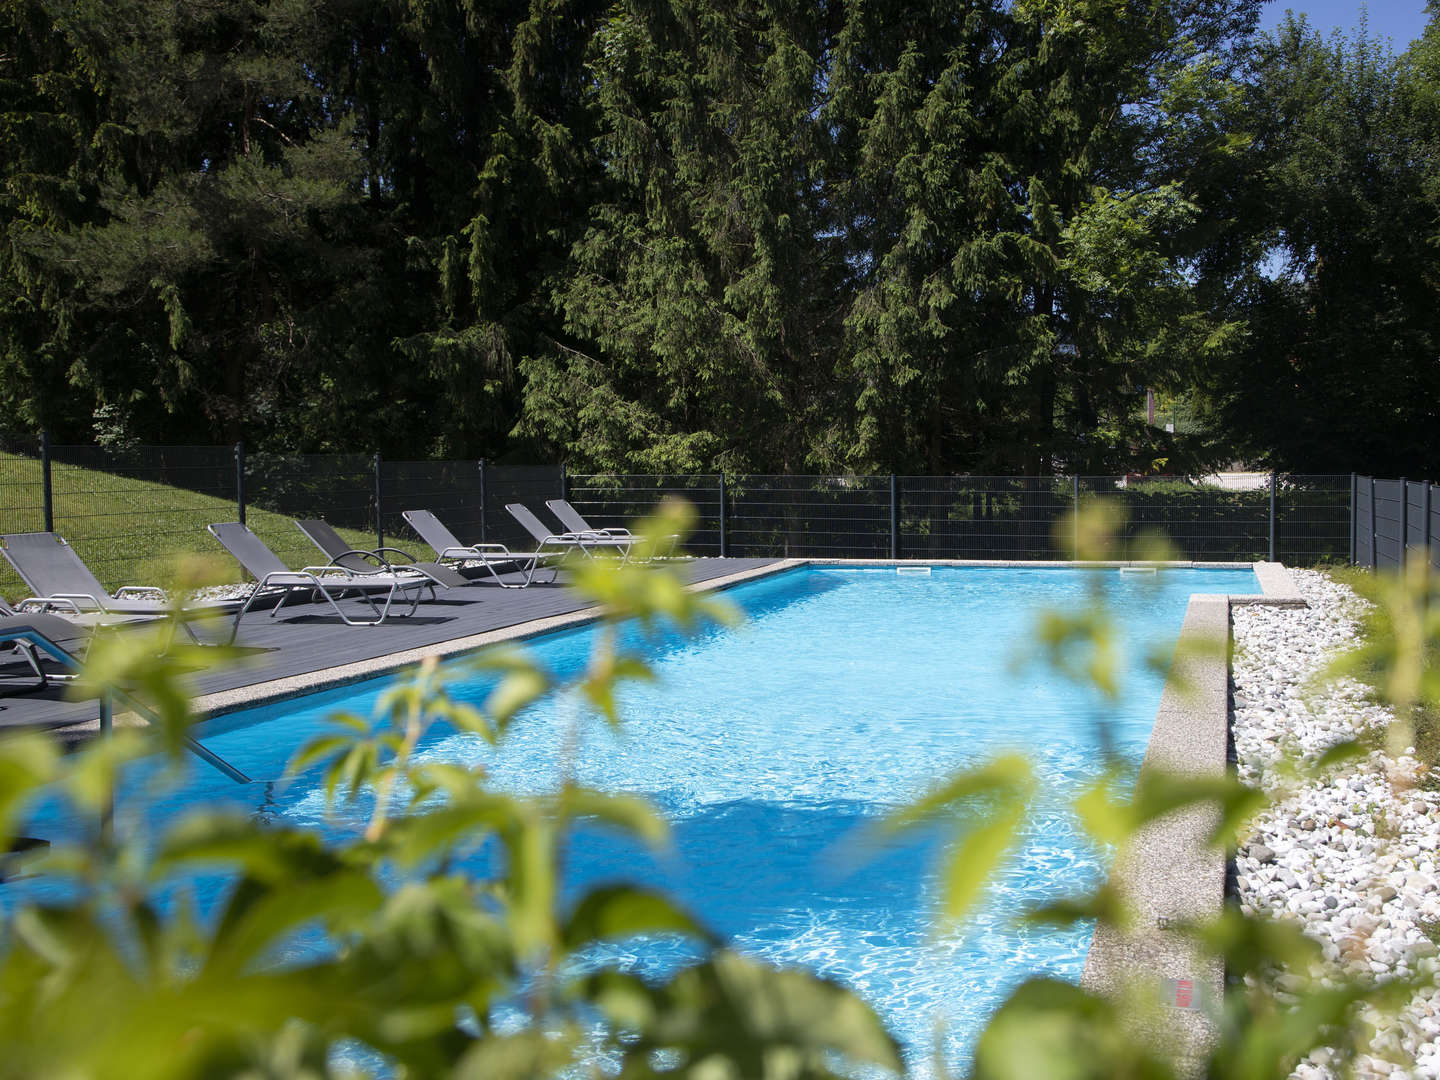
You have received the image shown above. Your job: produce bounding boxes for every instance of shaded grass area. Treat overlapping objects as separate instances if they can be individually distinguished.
[1322,565,1440,776]
[0,452,380,601]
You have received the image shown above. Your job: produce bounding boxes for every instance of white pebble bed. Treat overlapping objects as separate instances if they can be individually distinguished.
[1233,568,1440,1078]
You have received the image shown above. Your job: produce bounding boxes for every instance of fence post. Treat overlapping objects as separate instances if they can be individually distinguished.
[1349,473,1357,565]
[234,441,246,525]
[39,429,53,532]
[890,474,898,560]
[1268,471,1277,563]
[1400,477,1409,571]
[478,459,487,544]
[374,451,383,551]
[718,473,727,557]
[560,463,568,503]
[1370,476,1377,571]
[1072,474,1080,558]
[1426,481,1434,571]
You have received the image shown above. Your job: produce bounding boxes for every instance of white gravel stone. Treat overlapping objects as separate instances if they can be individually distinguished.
[1232,568,1440,1080]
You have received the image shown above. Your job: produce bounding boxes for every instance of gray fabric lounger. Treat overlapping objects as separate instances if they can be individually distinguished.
[400,509,561,588]
[0,532,238,643]
[506,503,633,562]
[0,608,91,688]
[543,498,679,557]
[207,522,432,642]
[293,519,471,591]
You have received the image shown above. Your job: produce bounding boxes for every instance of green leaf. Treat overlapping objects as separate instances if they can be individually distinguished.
[563,885,711,949]
[0,734,60,845]
[454,1029,582,1079]
[973,977,1176,1080]
[559,786,670,848]
[484,667,547,732]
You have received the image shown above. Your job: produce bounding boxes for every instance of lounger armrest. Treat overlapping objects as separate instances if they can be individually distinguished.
[328,550,398,573]
[260,570,322,588]
[372,545,420,564]
[116,585,167,600]
[440,543,511,559]
[19,595,84,614]
[43,591,107,611]
[300,564,354,578]
[588,527,636,537]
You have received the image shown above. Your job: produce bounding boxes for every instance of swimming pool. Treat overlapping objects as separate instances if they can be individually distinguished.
[14,564,1258,1072]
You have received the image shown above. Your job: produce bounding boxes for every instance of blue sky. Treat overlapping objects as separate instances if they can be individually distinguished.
[1259,1,1431,47]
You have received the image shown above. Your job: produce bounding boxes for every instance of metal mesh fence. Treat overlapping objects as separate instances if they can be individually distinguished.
[901,476,1072,559]
[0,444,1372,602]
[725,475,891,558]
[0,435,44,599]
[244,452,376,575]
[1100,477,1269,561]
[380,460,487,557]
[567,475,723,555]
[483,466,564,554]
[44,445,236,591]
[1278,474,1352,565]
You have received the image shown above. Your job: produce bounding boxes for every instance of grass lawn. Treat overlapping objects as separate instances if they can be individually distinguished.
[0,452,380,602]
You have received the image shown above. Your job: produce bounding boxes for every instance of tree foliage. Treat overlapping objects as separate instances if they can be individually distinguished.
[1197,13,1440,476]
[5,0,1440,474]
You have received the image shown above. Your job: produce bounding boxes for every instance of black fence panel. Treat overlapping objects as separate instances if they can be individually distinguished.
[1372,478,1405,571]
[45,444,236,590]
[1407,481,1429,552]
[900,477,1071,559]
[1356,481,1375,567]
[1431,484,1440,570]
[381,460,486,555]
[727,475,891,558]
[484,466,564,554]
[245,452,375,574]
[567,475,723,555]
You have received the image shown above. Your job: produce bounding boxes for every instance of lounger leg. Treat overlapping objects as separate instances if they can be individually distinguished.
[315,583,383,627]
[227,586,275,645]
[13,643,48,687]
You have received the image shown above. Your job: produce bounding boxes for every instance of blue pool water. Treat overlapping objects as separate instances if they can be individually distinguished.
[13,565,1257,1071]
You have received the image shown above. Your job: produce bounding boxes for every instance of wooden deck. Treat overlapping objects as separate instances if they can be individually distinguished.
[0,558,785,735]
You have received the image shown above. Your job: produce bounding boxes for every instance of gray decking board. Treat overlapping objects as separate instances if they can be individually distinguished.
[0,558,784,734]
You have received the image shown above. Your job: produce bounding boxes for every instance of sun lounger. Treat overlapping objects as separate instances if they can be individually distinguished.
[0,532,237,643]
[0,607,93,687]
[400,509,562,588]
[506,503,634,562]
[207,522,433,641]
[544,498,679,557]
[293,519,471,591]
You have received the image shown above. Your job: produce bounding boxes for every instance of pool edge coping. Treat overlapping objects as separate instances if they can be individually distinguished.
[1078,592,1233,1073]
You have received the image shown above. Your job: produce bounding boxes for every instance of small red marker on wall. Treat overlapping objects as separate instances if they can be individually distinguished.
[1160,977,1205,1010]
